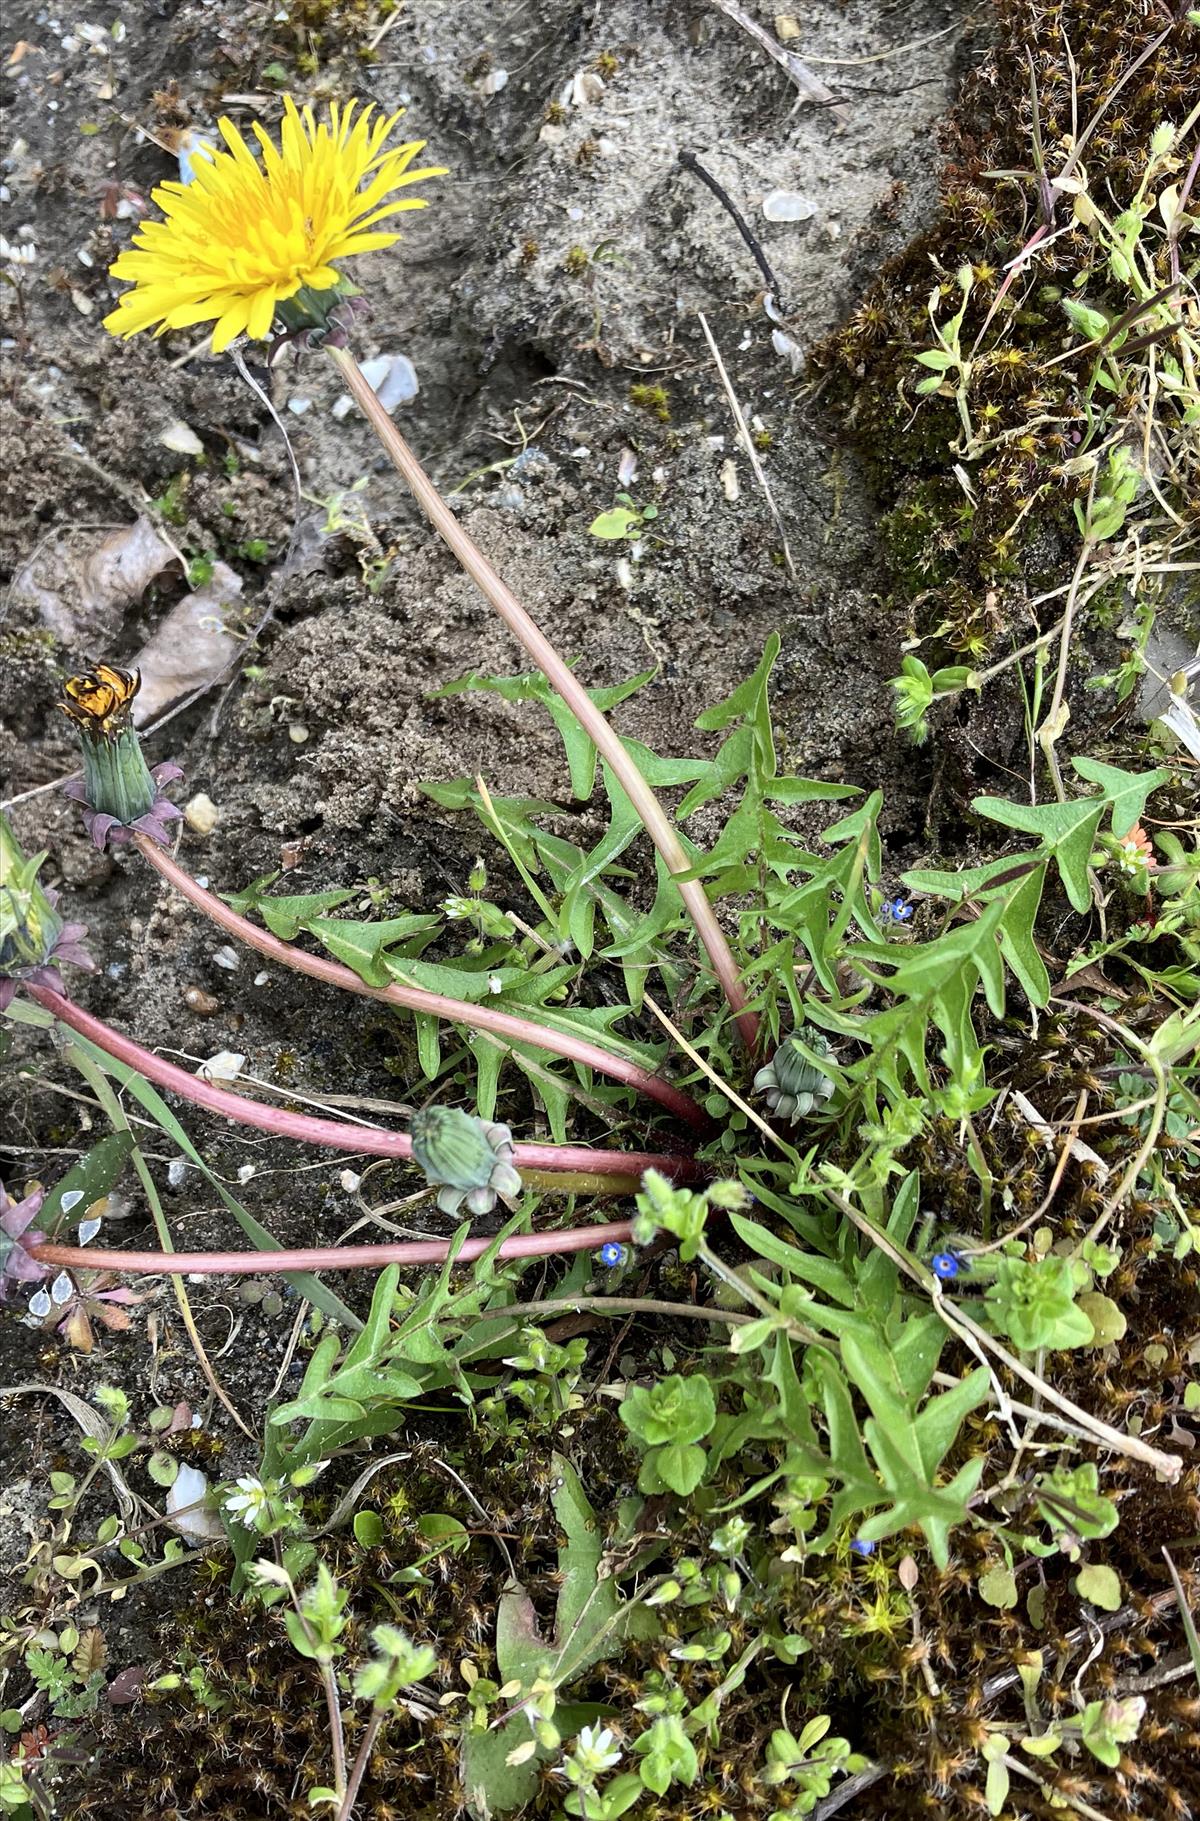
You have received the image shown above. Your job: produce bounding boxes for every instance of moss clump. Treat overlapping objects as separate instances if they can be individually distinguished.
[810,1,1198,657]
[629,382,671,422]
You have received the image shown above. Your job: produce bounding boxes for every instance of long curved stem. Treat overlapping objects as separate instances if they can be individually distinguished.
[31,1220,638,1276]
[327,344,758,1052]
[133,835,709,1133]
[31,984,707,1183]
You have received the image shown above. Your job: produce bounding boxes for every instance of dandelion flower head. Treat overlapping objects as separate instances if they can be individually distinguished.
[104,96,445,352]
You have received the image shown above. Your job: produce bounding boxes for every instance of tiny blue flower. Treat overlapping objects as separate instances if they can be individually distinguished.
[850,1537,875,1558]
[880,896,914,925]
[599,1242,626,1268]
[932,1252,962,1281]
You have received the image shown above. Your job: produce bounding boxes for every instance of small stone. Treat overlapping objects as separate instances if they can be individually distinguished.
[184,791,219,835]
[720,458,740,501]
[761,189,816,223]
[236,1163,256,1184]
[775,13,801,37]
[288,723,309,744]
[212,945,239,971]
[479,67,508,95]
[253,970,271,987]
[167,1159,189,1189]
[571,69,605,106]
[160,419,204,456]
[184,986,220,1016]
[70,287,93,315]
[339,1169,362,1193]
[287,394,313,415]
[198,1050,246,1083]
[538,123,567,148]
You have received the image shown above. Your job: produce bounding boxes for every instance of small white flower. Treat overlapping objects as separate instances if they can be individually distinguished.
[571,1724,622,1777]
[223,1475,270,1528]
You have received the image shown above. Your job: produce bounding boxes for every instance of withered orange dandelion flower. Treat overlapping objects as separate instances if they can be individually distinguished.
[103,96,446,352]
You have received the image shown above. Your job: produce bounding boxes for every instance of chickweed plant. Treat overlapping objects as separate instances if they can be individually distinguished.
[3,37,1198,1821]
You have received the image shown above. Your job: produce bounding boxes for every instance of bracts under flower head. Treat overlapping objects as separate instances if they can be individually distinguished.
[60,663,183,850]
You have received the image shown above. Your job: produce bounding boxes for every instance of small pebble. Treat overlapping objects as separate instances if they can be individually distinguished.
[720,458,740,502]
[184,791,219,835]
[167,1159,189,1189]
[184,986,220,1016]
[253,970,271,987]
[288,723,309,744]
[287,395,313,415]
[236,1163,256,1184]
[339,1169,362,1193]
[212,945,239,970]
[479,68,508,95]
[761,189,816,223]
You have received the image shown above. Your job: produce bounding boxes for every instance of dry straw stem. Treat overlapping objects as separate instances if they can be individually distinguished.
[826,1192,1183,1483]
[133,834,711,1133]
[327,344,759,1054]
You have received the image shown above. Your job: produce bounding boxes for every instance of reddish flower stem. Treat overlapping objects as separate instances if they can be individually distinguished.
[31,1220,637,1277]
[30,984,707,1183]
[133,834,710,1134]
[328,344,759,1053]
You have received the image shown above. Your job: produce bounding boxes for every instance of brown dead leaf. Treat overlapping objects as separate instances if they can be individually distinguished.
[131,561,243,724]
[13,517,177,646]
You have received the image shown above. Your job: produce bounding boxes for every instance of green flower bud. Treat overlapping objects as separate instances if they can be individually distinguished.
[0,815,62,974]
[752,1030,835,1122]
[410,1106,522,1217]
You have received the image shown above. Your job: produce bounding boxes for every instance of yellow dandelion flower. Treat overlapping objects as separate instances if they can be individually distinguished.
[103,95,446,353]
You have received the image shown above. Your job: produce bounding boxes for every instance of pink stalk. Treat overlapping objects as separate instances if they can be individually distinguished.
[133,834,709,1133]
[30,984,707,1183]
[327,344,759,1053]
[31,1220,637,1276]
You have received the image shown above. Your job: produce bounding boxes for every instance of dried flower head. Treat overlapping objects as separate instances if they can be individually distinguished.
[410,1105,522,1217]
[60,664,183,849]
[103,97,446,352]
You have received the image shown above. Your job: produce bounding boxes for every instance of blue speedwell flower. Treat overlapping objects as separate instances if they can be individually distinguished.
[880,896,914,925]
[850,1537,875,1558]
[599,1242,627,1268]
[932,1252,963,1281]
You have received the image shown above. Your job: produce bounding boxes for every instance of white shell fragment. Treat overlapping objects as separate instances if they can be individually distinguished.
[761,189,816,223]
[198,1051,246,1084]
[771,328,805,375]
[332,353,418,419]
[166,1463,226,1541]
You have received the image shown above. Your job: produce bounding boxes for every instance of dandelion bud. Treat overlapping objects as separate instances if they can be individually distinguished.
[0,813,94,1011]
[410,1106,522,1217]
[752,1029,835,1122]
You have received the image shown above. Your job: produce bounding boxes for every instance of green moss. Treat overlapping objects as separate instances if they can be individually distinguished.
[630,383,671,422]
[810,0,1197,655]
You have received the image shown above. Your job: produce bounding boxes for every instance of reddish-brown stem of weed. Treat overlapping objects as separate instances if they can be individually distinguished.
[30,983,706,1183]
[30,1220,638,1277]
[328,343,759,1053]
[133,834,711,1134]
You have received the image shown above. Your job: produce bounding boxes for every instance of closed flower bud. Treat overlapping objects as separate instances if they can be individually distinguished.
[0,813,94,1010]
[752,1029,835,1122]
[410,1105,522,1217]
